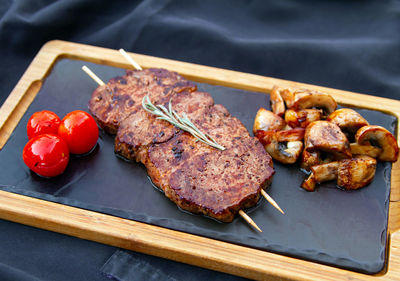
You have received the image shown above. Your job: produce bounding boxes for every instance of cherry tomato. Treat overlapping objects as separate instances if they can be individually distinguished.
[58,110,99,155]
[26,110,61,139]
[22,134,69,177]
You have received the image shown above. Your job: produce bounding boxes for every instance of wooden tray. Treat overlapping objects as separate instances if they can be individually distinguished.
[1,40,400,280]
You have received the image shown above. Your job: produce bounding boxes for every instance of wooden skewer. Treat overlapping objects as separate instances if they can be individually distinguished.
[82,65,105,86]
[239,210,262,232]
[119,49,143,70]
[261,189,284,214]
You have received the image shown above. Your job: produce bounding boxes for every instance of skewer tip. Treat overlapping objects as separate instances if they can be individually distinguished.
[119,48,143,70]
[261,189,285,214]
[239,210,262,232]
[81,65,105,86]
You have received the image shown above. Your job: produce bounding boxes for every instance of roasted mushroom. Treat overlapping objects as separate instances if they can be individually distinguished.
[304,121,352,159]
[256,129,304,164]
[280,88,295,108]
[327,108,369,141]
[337,155,377,190]
[285,109,322,128]
[301,161,339,191]
[253,108,285,134]
[355,125,399,162]
[270,87,286,116]
[291,90,337,116]
[350,143,382,158]
[301,156,376,191]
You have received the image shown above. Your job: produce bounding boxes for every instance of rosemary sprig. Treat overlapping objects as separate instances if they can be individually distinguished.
[142,95,225,151]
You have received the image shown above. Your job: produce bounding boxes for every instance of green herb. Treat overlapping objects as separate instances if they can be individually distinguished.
[142,95,225,151]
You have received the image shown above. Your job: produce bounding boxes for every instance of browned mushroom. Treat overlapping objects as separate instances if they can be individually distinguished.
[301,156,376,191]
[256,129,304,164]
[337,155,377,190]
[253,108,286,134]
[270,87,286,116]
[291,90,337,116]
[350,143,382,158]
[327,108,369,141]
[304,121,352,159]
[301,161,339,191]
[285,108,323,128]
[280,88,295,108]
[355,125,399,162]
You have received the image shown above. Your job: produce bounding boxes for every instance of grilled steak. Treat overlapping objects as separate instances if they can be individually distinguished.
[89,68,275,222]
[89,68,196,134]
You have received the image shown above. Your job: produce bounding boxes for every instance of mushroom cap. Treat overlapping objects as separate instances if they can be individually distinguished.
[280,88,295,108]
[304,121,352,159]
[253,108,285,134]
[270,87,286,116]
[355,125,399,162]
[256,130,303,164]
[337,156,377,190]
[285,108,323,128]
[291,90,337,115]
[327,108,369,134]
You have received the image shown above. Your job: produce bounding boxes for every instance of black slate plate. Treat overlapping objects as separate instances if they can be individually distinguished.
[0,59,395,274]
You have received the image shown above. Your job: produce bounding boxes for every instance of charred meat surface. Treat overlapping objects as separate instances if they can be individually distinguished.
[115,90,213,161]
[88,68,197,134]
[90,68,275,222]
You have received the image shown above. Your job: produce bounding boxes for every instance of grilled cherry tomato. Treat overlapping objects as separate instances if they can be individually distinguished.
[27,110,61,139]
[22,134,69,177]
[58,110,99,155]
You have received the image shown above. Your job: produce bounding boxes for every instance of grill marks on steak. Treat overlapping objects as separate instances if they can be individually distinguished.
[89,68,275,222]
[88,68,196,134]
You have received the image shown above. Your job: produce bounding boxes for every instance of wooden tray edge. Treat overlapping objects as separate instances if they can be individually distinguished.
[0,40,399,280]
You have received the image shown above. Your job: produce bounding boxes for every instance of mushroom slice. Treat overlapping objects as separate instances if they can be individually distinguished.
[350,143,382,158]
[337,156,377,190]
[301,156,376,191]
[301,161,340,192]
[276,127,305,142]
[256,130,303,164]
[304,121,352,159]
[291,90,337,116]
[355,125,399,162]
[270,87,286,116]
[302,173,316,191]
[280,88,295,108]
[311,161,340,183]
[253,108,285,134]
[285,109,323,128]
[327,108,369,141]
[300,150,321,171]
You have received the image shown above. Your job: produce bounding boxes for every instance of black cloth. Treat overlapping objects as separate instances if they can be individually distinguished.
[0,1,399,280]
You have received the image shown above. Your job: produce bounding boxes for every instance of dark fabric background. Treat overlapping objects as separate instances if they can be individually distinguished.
[0,1,399,280]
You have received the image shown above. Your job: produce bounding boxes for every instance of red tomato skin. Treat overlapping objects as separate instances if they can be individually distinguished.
[58,110,99,155]
[27,110,61,140]
[22,134,70,177]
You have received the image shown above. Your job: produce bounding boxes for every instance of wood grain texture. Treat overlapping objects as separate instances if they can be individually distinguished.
[0,40,399,280]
